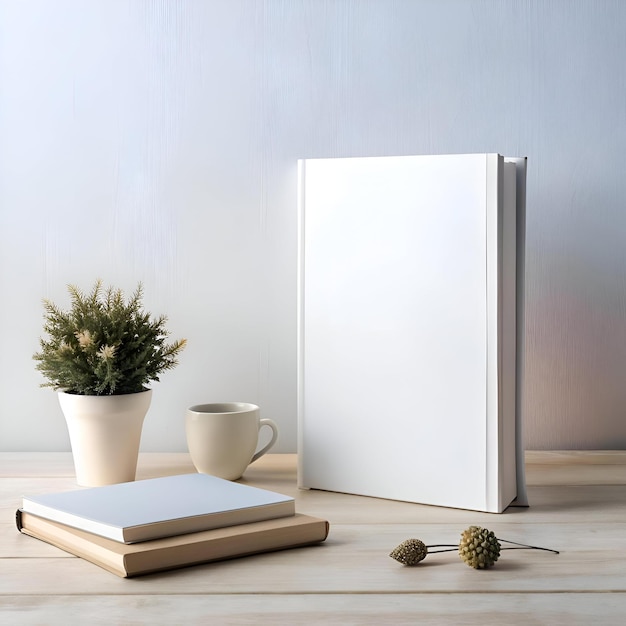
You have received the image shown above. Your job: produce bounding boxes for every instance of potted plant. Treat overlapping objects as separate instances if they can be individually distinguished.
[33,280,186,486]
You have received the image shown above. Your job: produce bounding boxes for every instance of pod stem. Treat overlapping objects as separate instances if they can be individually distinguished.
[499,538,560,554]
[427,540,560,555]
[426,544,458,554]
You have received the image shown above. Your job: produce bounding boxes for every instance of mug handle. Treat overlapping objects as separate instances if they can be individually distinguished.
[251,418,279,463]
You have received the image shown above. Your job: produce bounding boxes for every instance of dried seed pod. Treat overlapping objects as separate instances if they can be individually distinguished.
[458,526,501,569]
[389,538,428,565]
[390,528,557,570]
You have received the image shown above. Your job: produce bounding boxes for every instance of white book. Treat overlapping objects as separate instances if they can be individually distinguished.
[22,473,295,543]
[297,153,528,513]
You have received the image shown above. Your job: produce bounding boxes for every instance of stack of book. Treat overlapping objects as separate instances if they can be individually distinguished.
[16,473,329,578]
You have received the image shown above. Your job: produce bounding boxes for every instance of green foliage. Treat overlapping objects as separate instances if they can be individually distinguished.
[33,281,187,396]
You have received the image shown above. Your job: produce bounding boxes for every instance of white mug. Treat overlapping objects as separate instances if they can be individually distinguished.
[185,402,279,480]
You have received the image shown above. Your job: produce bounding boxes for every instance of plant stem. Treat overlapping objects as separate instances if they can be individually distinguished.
[499,539,559,554]
[426,540,559,555]
[426,544,458,554]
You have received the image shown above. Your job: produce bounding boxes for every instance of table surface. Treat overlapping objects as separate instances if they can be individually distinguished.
[2,451,626,625]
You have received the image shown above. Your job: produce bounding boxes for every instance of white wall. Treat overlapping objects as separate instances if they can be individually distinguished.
[1,0,625,452]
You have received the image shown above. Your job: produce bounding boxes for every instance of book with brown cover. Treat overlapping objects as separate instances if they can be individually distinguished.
[16,510,329,578]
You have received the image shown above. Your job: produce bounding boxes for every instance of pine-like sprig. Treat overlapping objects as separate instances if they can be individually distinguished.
[33,280,187,395]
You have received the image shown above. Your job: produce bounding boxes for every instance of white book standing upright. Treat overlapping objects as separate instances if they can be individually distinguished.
[297,153,528,513]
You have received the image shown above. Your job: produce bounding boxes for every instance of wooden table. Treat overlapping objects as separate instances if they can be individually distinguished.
[2,452,626,624]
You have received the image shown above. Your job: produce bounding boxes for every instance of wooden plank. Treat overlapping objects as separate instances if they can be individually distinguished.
[0,593,624,625]
[0,452,197,479]
[5,479,626,525]
[525,451,626,485]
[525,450,626,465]
[3,522,624,594]
[4,450,626,483]
[1,593,625,625]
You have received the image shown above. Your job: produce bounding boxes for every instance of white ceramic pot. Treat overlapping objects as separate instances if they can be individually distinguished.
[58,389,152,487]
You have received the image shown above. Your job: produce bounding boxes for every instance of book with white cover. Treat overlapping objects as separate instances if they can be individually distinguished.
[22,473,295,543]
[297,153,528,513]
